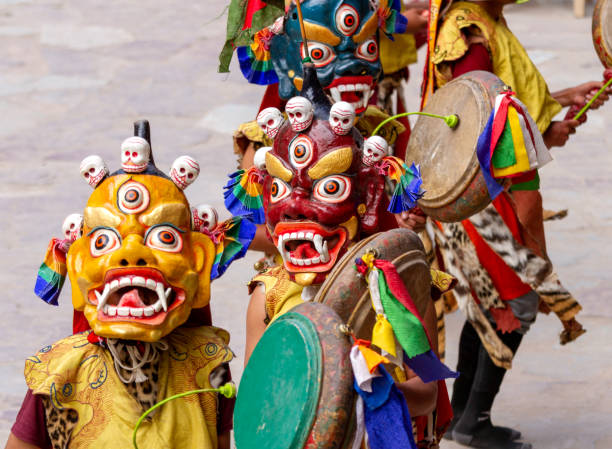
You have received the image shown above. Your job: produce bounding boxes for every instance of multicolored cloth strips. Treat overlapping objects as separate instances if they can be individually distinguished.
[237,28,279,85]
[34,238,68,306]
[210,216,257,280]
[378,156,424,213]
[223,167,265,224]
[476,91,552,199]
[355,253,458,383]
[377,0,408,37]
[219,0,284,74]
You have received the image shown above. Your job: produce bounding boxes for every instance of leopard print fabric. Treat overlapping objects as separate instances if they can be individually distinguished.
[41,397,78,449]
[114,344,159,411]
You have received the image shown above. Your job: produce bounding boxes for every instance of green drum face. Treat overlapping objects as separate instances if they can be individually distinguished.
[234,302,354,449]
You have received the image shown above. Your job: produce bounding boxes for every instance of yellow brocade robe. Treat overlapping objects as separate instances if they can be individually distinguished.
[25,327,233,449]
[432,1,561,134]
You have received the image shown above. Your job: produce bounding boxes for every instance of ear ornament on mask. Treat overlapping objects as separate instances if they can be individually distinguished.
[34,238,69,306]
[376,155,425,214]
[34,212,85,305]
[219,1,284,83]
[209,216,258,280]
[236,27,280,85]
[223,167,266,225]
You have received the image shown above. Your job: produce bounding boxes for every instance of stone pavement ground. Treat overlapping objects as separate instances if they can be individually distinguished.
[0,0,610,447]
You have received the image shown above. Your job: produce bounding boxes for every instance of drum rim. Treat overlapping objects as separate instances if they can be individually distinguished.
[593,0,612,68]
[414,74,494,209]
[314,232,379,304]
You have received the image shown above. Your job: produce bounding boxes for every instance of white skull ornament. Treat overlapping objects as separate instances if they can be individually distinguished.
[363,136,389,166]
[286,97,314,132]
[170,156,200,190]
[257,107,284,139]
[253,146,272,171]
[269,16,284,35]
[79,155,109,188]
[121,136,150,173]
[191,204,218,233]
[62,213,83,242]
[329,101,356,135]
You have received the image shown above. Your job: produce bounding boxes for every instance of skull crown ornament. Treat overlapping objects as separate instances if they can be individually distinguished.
[252,64,395,286]
[257,107,285,139]
[33,120,249,343]
[329,101,356,136]
[362,136,389,166]
[79,155,109,188]
[170,155,200,190]
[120,136,151,173]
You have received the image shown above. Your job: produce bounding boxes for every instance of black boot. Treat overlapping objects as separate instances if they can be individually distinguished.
[452,331,527,448]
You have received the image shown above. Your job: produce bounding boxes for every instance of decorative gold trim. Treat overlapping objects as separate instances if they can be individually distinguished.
[304,22,341,46]
[307,146,353,180]
[353,14,378,43]
[265,152,294,182]
[339,215,359,241]
[140,203,190,227]
[84,207,121,228]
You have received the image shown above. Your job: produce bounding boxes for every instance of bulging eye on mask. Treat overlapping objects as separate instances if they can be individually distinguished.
[269,0,383,114]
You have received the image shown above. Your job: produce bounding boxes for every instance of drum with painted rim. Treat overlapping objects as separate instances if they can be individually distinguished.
[233,302,355,449]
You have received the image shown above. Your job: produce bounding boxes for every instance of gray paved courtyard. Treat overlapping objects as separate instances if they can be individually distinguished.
[0,0,610,447]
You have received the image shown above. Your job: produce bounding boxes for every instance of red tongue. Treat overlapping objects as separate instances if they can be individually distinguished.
[117,288,147,308]
[341,91,360,103]
[290,242,319,260]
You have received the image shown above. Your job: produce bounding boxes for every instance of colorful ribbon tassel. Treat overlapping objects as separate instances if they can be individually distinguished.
[218,0,284,74]
[34,238,68,306]
[223,167,265,224]
[237,28,279,85]
[377,0,408,37]
[357,254,458,383]
[378,156,424,213]
[353,365,418,449]
[210,216,257,280]
[476,92,552,199]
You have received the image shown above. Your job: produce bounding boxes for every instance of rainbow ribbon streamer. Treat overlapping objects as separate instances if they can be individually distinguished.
[210,216,257,280]
[34,238,68,306]
[378,157,424,213]
[356,255,458,383]
[223,167,265,224]
[378,0,408,37]
[476,92,552,200]
[237,28,279,85]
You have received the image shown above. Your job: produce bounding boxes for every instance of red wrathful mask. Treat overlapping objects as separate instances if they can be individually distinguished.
[260,65,387,286]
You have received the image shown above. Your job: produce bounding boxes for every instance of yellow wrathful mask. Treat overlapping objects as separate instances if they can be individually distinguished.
[29,120,256,342]
[67,173,216,342]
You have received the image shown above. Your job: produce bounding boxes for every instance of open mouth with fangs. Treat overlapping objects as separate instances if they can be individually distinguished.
[272,221,347,273]
[87,268,184,325]
[327,76,374,115]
